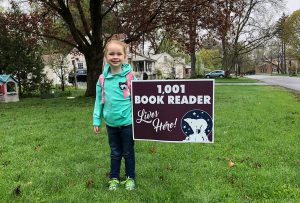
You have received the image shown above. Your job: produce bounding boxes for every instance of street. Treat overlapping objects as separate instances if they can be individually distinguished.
[246,75,300,92]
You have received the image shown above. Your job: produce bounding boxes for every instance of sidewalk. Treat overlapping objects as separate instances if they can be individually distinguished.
[215,83,269,86]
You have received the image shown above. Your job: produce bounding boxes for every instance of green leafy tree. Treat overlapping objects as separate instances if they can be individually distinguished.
[0,6,45,96]
[198,48,222,71]
[286,10,300,60]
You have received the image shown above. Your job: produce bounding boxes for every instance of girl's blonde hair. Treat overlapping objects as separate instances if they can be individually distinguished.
[104,40,127,56]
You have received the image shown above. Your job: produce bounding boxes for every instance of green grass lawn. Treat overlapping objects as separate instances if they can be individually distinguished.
[0,86,300,202]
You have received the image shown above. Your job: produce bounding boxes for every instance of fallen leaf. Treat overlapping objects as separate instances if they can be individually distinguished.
[149,146,157,154]
[34,144,41,151]
[13,185,21,196]
[228,160,235,168]
[86,179,94,189]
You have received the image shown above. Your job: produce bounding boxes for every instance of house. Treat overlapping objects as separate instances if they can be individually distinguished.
[287,58,300,74]
[67,51,88,83]
[42,51,87,88]
[255,58,300,74]
[128,53,156,79]
[150,52,188,79]
[0,74,19,103]
[42,45,191,84]
[43,51,191,83]
[255,62,276,74]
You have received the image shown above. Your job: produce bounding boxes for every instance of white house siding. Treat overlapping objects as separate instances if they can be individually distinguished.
[43,50,189,84]
[42,52,87,85]
[150,53,187,79]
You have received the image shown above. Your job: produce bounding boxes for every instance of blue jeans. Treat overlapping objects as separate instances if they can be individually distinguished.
[106,125,135,179]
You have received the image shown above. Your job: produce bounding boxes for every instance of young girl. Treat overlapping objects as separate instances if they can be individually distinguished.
[93,40,136,190]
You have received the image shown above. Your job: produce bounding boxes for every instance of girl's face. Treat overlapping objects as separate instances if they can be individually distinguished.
[105,42,126,70]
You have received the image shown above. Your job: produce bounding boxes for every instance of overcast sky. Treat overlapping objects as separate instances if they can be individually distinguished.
[1,0,300,14]
[286,0,300,14]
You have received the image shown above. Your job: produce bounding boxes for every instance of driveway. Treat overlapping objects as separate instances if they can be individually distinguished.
[246,75,300,92]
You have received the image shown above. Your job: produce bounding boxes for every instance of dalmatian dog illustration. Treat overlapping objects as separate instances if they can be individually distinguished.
[119,82,130,98]
[119,82,127,90]
[183,118,209,142]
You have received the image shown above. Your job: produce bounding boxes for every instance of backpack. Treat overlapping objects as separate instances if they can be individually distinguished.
[99,72,134,104]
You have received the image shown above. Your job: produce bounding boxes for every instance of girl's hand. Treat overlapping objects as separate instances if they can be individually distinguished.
[94,126,100,134]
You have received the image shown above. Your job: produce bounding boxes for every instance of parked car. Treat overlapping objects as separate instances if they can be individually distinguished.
[205,70,225,78]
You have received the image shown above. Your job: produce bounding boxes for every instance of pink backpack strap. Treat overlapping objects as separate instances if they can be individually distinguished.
[126,72,134,93]
[123,72,134,99]
[99,74,105,104]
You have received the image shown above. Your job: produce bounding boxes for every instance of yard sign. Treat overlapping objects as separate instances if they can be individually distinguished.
[131,80,214,143]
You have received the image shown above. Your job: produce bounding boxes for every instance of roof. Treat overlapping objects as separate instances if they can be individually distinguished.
[150,52,173,61]
[130,53,156,62]
[0,75,17,83]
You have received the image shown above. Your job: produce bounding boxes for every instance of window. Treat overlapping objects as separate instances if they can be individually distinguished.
[78,62,84,69]
[7,82,16,93]
[164,56,167,63]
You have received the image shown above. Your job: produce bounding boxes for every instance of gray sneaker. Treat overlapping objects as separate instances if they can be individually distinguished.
[121,177,135,190]
[108,178,120,190]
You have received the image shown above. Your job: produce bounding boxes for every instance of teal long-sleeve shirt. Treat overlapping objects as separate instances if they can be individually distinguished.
[93,63,135,127]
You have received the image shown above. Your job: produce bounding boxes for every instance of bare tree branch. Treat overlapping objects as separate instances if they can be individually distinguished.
[75,0,92,40]
[102,0,123,18]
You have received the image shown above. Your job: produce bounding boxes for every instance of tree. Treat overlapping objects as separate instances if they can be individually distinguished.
[144,29,168,55]
[0,5,45,96]
[213,0,283,75]
[165,1,220,78]
[0,33,45,96]
[5,0,170,97]
[275,14,289,73]
[286,10,300,60]
[47,54,69,91]
[198,48,222,71]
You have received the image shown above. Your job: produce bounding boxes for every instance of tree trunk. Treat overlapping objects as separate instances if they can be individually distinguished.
[190,47,196,78]
[189,24,197,78]
[280,40,285,74]
[84,47,104,97]
[221,37,231,76]
[283,41,287,73]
